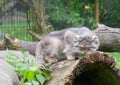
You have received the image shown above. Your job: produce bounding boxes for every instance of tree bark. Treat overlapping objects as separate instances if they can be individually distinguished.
[94,25,120,52]
[95,0,99,27]
[1,34,37,55]
[0,25,120,54]
[45,51,120,85]
[21,0,50,36]
[0,40,5,50]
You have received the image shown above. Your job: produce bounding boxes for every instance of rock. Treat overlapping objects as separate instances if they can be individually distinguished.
[0,59,19,85]
[0,50,35,62]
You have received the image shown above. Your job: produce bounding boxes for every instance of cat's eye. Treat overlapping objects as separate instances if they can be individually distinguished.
[75,46,79,47]
[91,36,97,42]
[95,42,98,44]
[74,39,78,42]
[75,35,80,40]
[74,41,79,47]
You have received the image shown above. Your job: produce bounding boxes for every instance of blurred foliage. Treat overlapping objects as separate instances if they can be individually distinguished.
[100,0,120,27]
[5,50,51,85]
[45,0,120,30]
[0,21,33,41]
[0,0,4,7]
[1,0,120,41]
[109,52,120,69]
[45,0,95,30]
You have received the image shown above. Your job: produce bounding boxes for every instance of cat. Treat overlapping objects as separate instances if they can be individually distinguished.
[63,27,99,60]
[35,36,65,67]
[35,27,100,67]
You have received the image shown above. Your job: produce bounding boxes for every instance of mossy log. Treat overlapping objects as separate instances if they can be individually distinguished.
[0,34,37,55]
[0,40,5,50]
[45,51,120,85]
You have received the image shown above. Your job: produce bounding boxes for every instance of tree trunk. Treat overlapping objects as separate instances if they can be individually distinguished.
[95,0,99,27]
[21,0,50,37]
[45,51,120,85]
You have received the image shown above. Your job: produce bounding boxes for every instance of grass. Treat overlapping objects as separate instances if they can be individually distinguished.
[108,52,120,69]
[0,20,33,41]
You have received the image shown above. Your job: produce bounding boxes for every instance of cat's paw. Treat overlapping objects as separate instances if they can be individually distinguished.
[45,57,58,63]
[36,61,46,69]
[67,56,75,60]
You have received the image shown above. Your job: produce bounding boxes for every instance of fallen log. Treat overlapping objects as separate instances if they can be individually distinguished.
[94,25,120,52]
[45,51,120,85]
[0,25,120,54]
[2,34,38,55]
[0,40,5,50]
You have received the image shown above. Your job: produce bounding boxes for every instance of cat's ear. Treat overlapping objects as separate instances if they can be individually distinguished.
[64,31,75,44]
[91,36,97,41]
[75,35,80,40]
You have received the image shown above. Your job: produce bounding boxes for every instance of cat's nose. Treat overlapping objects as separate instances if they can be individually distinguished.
[79,45,85,48]
[79,45,90,48]
[80,45,90,51]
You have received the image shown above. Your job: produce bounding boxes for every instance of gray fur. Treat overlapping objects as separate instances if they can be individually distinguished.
[35,27,100,66]
[64,27,99,60]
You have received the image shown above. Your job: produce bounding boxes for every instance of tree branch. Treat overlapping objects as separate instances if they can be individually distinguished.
[28,30,44,40]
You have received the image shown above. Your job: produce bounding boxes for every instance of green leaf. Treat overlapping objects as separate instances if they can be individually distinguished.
[40,70,52,80]
[22,51,29,57]
[24,82,32,85]
[20,76,26,85]
[29,67,38,71]
[27,71,36,81]
[32,80,39,85]
[36,74,45,85]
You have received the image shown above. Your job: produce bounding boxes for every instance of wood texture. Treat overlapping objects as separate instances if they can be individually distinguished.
[45,51,120,85]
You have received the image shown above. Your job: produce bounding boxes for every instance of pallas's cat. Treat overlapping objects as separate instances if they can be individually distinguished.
[35,27,100,66]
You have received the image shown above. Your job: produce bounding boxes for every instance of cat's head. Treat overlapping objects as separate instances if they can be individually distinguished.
[73,34,99,53]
